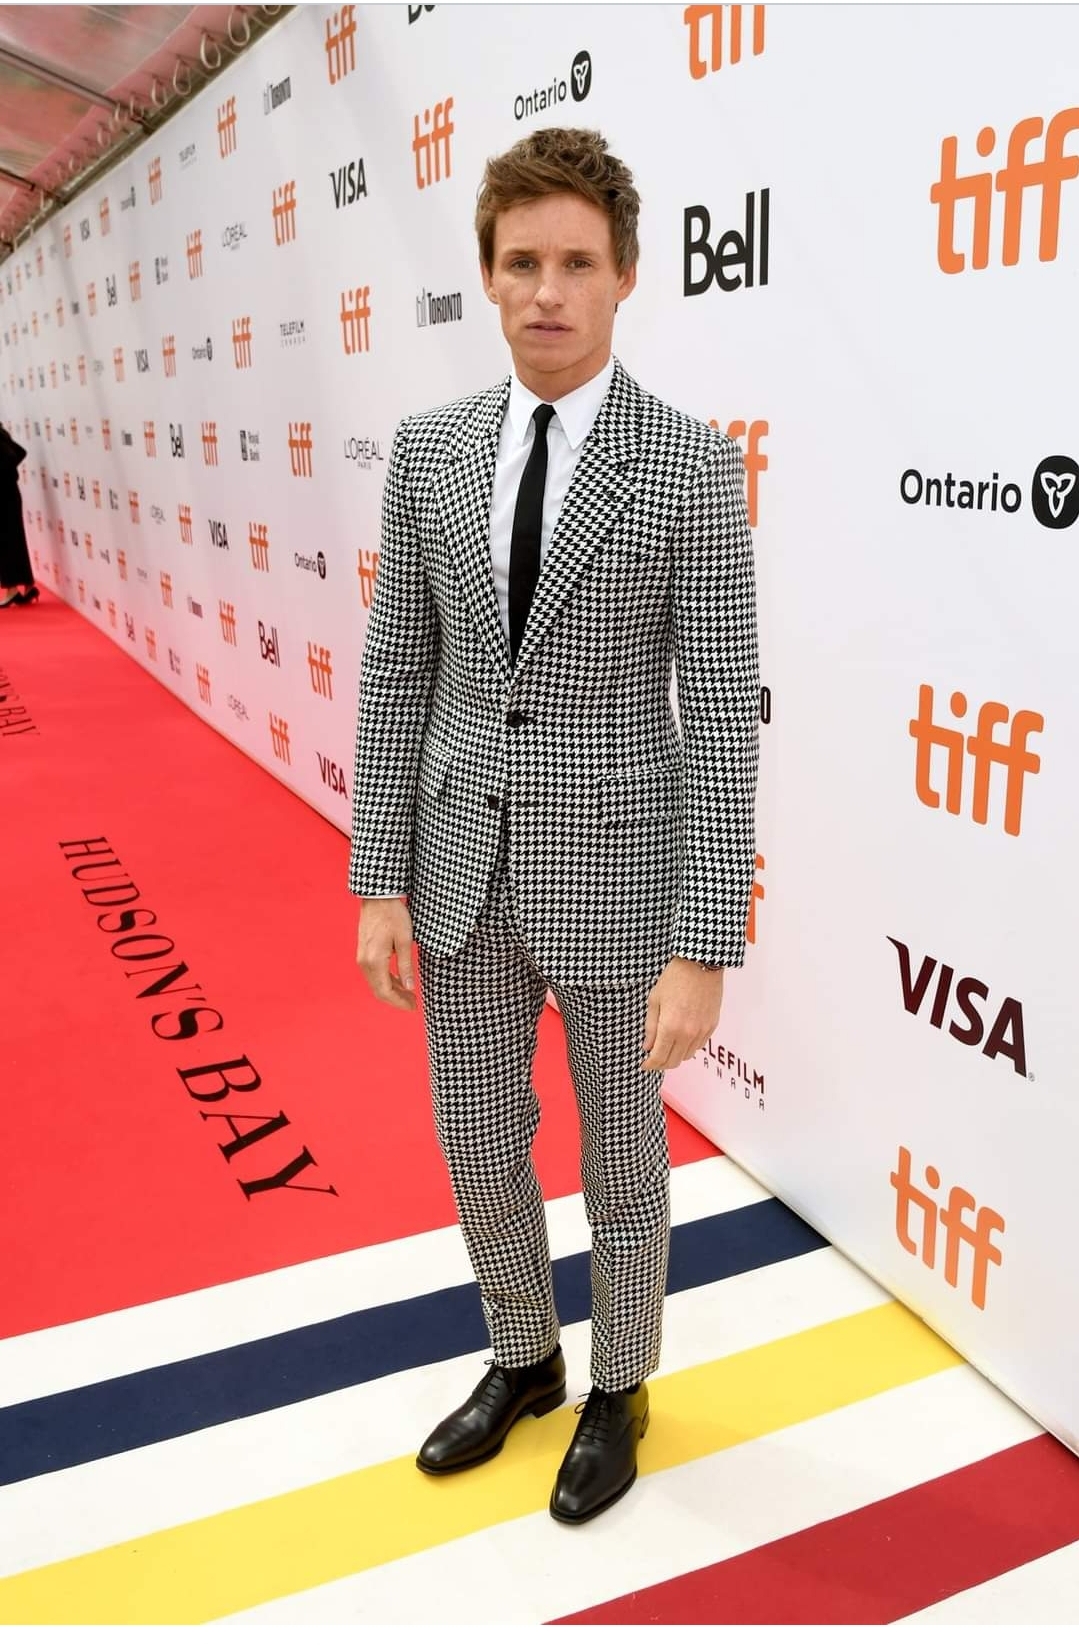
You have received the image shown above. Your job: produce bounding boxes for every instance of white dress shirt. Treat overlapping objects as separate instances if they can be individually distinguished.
[488,355,615,648]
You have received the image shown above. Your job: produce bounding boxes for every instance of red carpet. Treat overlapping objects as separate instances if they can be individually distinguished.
[0,591,715,1338]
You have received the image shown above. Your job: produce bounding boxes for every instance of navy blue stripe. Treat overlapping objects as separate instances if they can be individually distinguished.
[0,1198,826,1486]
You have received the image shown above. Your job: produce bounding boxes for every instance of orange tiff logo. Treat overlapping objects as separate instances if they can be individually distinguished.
[273,180,298,244]
[709,417,767,528]
[148,156,163,204]
[145,627,157,660]
[178,503,193,544]
[186,229,204,279]
[270,712,292,763]
[101,419,111,451]
[288,420,313,477]
[87,282,97,316]
[162,334,177,377]
[413,98,454,190]
[107,600,117,628]
[196,664,212,704]
[232,316,253,368]
[931,107,1079,273]
[117,550,127,581]
[891,1145,1004,1311]
[70,417,79,447]
[219,600,238,645]
[249,522,270,571]
[745,851,765,944]
[910,685,1043,838]
[92,479,102,509]
[144,420,156,458]
[113,346,125,382]
[308,642,334,699]
[685,4,765,78]
[128,490,140,524]
[129,260,141,301]
[341,286,371,354]
[218,95,238,158]
[358,547,380,607]
[201,422,219,467]
[325,4,357,84]
[99,196,111,236]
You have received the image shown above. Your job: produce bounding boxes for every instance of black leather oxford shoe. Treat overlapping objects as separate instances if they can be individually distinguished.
[549,1382,650,1524]
[416,1344,566,1475]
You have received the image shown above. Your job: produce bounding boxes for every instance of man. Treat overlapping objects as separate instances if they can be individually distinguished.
[350,128,758,1524]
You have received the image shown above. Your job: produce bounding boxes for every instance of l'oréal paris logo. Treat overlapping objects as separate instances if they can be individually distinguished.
[222,221,247,251]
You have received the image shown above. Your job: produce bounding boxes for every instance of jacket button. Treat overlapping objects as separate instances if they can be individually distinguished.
[487,794,501,810]
[506,709,527,728]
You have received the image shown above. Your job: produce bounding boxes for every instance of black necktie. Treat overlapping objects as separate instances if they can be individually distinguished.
[508,402,556,665]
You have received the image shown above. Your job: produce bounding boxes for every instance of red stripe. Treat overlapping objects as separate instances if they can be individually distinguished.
[552,1435,1079,1625]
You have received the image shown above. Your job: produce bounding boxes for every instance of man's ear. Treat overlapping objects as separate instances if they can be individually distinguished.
[480,258,497,302]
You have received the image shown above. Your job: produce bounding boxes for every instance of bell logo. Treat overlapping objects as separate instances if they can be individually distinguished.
[186,230,204,279]
[218,95,238,158]
[169,421,185,459]
[259,621,282,666]
[684,191,770,295]
[148,157,163,204]
[709,417,768,528]
[910,685,1043,838]
[178,504,193,544]
[250,521,270,571]
[128,490,140,524]
[129,261,141,301]
[888,937,1027,1077]
[273,181,298,244]
[318,753,349,797]
[340,286,371,354]
[325,4,357,84]
[288,420,314,478]
[685,4,766,78]
[358,547,381,607]
[931,108,1079,274]
[144,420,157,458]
[201,422,219,466]
[270,713,292,764]
[162,334,177,376]
[196,664,212,704]
[145,626,157,659]
[891,1145,1004,1311]
[232,316,253,368]
[220,601,238,645]
[746,852,765,944]
[413,98,455,189]
[113,346,125,382]
[100,197,111,236]
[308,642,334,699]
[87,282,97,316]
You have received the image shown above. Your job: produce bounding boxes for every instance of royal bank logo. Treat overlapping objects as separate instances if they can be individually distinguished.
[513,49,591,121]
[191,336,214,362]
[239,428,261,463]
[155,254,170,285]
[264,75,292,114]
[280,318,307,347]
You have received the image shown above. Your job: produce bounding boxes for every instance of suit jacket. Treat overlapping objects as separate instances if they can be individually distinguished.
[347,356,759,986]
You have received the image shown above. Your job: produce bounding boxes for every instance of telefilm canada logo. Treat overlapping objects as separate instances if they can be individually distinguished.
[899,455,1079,530]
[513,49,592,121]
[280,318,307,348]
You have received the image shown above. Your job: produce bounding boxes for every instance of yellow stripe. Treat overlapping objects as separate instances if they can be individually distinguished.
[0,1302,961,1623]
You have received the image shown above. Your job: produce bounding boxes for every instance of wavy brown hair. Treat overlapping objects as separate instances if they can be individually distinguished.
[475,128,640,274]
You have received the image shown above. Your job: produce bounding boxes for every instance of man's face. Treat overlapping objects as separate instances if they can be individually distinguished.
[482,192,636,399]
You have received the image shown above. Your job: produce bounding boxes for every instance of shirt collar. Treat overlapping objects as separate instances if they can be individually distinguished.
[507,356,615,452]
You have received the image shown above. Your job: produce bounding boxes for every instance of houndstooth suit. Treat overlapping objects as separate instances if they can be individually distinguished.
[348,356,759,1388]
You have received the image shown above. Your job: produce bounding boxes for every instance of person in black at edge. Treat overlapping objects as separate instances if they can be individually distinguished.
[0,422,39,607]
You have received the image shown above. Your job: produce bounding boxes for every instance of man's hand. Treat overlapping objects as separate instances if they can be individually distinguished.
[356,897,418,1012]
[641,958,725,1071]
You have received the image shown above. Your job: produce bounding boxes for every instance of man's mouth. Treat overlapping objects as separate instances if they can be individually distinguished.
[528,322,569,331]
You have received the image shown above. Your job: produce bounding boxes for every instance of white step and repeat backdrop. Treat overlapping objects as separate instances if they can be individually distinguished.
[2,4,1077,1454]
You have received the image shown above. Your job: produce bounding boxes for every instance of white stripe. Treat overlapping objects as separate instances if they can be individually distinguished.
[895,1541,1079,1625]
[0,1155,764,1407]
[223,1370,1041,1625]
[0,1241,882,1579]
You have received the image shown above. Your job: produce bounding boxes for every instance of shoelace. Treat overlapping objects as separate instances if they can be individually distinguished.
[573,1388,616,1443]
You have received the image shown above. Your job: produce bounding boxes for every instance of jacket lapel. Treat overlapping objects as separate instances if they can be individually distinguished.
[512,356,641,677]
[431,378,513,684]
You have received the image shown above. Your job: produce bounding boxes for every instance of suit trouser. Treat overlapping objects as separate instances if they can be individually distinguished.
[416,810,671,1392]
